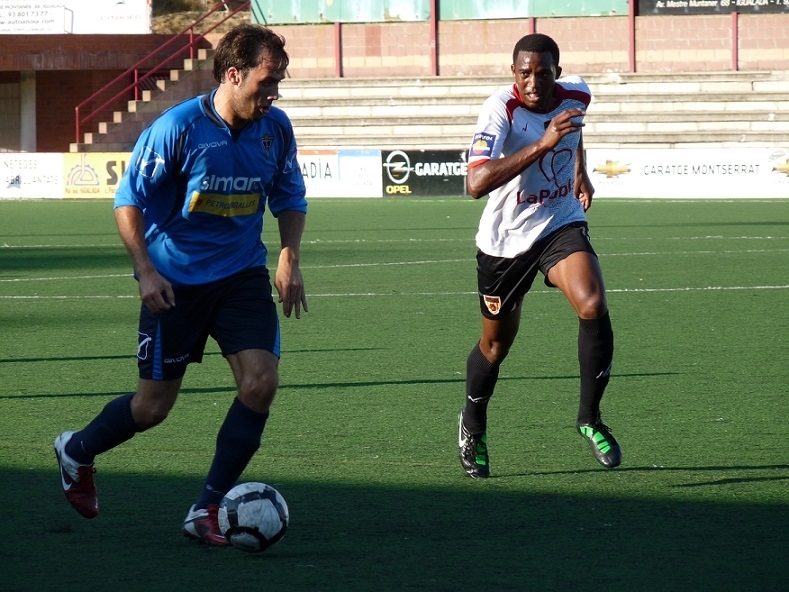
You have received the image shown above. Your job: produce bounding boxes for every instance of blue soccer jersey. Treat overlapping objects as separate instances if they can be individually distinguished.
[115,90,307,286]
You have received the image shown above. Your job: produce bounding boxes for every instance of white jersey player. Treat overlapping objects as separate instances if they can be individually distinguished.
[458,33,622,479]
[469,75,591,258]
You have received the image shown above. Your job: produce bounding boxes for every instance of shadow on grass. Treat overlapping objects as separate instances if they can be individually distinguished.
[2,246,129,274]
[0,348,381,366]
[526,464,789,479]
[0,373,679,400]
[2,468,787,592]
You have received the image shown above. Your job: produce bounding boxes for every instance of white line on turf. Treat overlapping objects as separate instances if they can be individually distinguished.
[2,285,787,299]
[0,273,132,282]
[0,295,138,299]
[2,245,788,283]
[1,235,787,249]
[307,285,789,297]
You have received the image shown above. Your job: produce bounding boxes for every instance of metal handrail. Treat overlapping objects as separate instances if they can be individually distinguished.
[74,1,251,145]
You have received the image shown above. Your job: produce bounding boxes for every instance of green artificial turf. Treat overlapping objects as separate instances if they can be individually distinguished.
[1,198,787,591]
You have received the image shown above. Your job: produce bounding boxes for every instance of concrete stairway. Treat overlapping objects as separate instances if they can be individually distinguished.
[278,72,789,150]
[69,49,217,153]
[70,58,789,152]
[584,71,789,148]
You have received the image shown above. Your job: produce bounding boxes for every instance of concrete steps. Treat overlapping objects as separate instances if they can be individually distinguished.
[262,130,786,151]
[282,73,789,150]
[70,49,216,153]
[71,64,789,152]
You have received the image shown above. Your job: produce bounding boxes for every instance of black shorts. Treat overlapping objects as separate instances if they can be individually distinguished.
[476,222,597,318]
[136,267,279,381]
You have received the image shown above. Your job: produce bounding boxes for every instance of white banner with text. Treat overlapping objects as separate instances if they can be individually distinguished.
[587,147,789,198]
[3,148,788,200]
[1,150,384,199]
[0,0,150,35]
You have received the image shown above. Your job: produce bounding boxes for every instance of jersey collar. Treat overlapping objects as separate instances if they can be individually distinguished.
[202,90,226,129]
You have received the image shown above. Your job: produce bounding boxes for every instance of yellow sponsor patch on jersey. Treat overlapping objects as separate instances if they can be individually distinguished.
[188,192,261,217]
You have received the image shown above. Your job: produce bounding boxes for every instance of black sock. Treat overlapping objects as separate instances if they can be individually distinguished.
[463,343,500,434]
[65,393,139,464]
[577,312,614,424]
[196,397,269,509]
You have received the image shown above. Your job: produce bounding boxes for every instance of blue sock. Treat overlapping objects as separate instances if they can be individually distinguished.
[65,393,139,464]
[195,397,269,509]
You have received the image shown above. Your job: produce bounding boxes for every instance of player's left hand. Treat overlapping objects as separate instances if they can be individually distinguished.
[275,249,308,319]
[575,170,595,211]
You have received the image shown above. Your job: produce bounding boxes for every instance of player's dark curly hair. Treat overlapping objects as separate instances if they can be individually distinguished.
[213,24,289,83]
[512,33,560,67]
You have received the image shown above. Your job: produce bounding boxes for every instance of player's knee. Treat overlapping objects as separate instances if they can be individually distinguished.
[484,340,511,365]
[238,372,278,410]
[131,398,173,431]
[576,303,599,320]
[575,295,607,320]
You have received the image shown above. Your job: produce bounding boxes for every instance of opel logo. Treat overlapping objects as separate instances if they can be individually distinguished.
[384,150,413,184]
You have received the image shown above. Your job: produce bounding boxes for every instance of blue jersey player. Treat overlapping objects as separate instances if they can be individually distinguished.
[54,24,307,546]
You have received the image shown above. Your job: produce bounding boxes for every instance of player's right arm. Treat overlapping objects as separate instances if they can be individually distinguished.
[115,205,175,313]
[467,107,585,199]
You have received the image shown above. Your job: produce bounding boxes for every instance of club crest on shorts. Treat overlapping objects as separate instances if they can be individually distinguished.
[483,294,501,315]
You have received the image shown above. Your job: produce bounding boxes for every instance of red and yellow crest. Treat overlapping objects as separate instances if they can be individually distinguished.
[483,295,501,315]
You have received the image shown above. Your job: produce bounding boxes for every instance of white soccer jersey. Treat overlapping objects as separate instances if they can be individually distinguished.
[468,76,592,258]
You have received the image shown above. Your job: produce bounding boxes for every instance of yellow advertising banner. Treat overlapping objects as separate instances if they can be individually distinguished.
[63,152,131,199]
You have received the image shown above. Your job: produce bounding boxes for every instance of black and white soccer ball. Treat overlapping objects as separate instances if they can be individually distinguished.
[218,482,289,553]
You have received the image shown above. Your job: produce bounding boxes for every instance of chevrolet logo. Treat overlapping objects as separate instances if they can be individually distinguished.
[772,160,789,176]
[593,160,630,178]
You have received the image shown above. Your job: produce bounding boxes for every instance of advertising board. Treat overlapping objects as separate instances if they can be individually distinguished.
[587,147,789,198]
[63,152,129,199]
[3,148,787,200]
[638,0,789,15]
[299,149,383,198]
[1,153,64,199]
[0,0,150,34]
[382,150,468,197]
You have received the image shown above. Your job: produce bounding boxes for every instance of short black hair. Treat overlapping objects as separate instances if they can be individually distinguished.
[213,24,289,83]
[512,33,560,67]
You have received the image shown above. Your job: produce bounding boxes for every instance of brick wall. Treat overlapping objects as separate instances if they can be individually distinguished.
[636,15,732,72]
[434,17,632,76]
[0,72,22,151]
[274,14,789,78]
[342,22,433,77]
[35,70,133,152]
[266,24,336,78]
[0,34,186,70]
[537,17,632,74]
[739,13,789,71]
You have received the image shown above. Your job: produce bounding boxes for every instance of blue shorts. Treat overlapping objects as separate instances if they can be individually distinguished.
[136,267,279,381]
[476,222,597,318]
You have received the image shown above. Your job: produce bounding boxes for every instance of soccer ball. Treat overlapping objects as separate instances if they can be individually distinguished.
[218,482,289,553]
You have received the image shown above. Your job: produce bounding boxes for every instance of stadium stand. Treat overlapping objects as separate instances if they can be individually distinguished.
[68,50,789,152]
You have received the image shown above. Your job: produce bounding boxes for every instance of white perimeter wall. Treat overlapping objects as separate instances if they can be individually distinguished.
[2,147,788,200]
